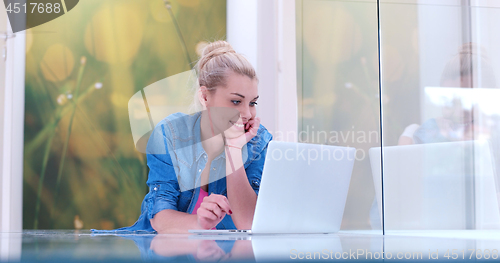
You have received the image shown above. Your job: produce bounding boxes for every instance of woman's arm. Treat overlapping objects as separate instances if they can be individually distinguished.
[398,124,420,145]
[150,210,200,234]
[225,146,258,229]
[151,192,232,234]
[223,117,268,229]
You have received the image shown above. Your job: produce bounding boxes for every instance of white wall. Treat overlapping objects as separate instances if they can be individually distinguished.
[276,0,298,142]
[1,14,25,234]
[417,4,463,121]
[0,0,6,194]
[227,0,298,141]
[227,0,258,71]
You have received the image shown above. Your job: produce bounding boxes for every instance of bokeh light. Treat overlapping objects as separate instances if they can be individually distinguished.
[84,2,146,64]
[40,43,75,82]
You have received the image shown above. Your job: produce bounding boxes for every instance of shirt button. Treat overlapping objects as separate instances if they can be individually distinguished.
[204,155,207,159]
[153,187,157,191]
[199,169,202,172]
[212,168,216,170]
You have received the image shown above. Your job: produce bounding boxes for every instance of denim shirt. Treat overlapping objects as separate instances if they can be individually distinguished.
[413,118,449,144]
[93,111,272,234]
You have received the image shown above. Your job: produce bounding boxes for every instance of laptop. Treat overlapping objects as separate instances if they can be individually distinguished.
[189,141,355,234]
[188,233,343,261]
[369,140,500,230]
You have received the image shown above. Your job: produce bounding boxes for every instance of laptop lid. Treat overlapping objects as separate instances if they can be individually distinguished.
[369,140,500,230]
[251,141,355,234]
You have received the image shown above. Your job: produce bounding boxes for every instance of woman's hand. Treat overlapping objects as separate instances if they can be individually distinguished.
[195,240,229,261]
[224,117,261,149]
[197,194,233,229]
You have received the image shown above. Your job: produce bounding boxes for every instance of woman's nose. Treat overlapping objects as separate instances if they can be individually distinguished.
[239,106,251,122]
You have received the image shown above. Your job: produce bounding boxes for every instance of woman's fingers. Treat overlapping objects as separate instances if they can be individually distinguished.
[249,118,259,131]
[197,207,219,221]
[196,194,232,220]
[245,117,260,141]
[246,119,256,131]
[245,120,253,131]
[205,194,232,215]
[252,117,260,132]
[200,201,224,219]
[217,195,232,214]
[197,194,233,229]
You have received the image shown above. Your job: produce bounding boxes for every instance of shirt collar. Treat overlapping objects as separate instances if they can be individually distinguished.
[193,112,226,162]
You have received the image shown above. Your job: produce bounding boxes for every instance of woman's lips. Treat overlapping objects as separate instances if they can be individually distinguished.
[229,121,246,130]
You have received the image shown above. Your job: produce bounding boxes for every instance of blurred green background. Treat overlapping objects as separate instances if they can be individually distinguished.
[23,0,226,230]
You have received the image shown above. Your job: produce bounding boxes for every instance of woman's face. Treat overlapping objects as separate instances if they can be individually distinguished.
[203,72,259,139]
[441,75,473,127]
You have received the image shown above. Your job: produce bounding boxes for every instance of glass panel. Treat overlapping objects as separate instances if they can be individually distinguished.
[0,3,7,194]
[22,0,227,229]
[297,0,382,231]
[380,0,500,232]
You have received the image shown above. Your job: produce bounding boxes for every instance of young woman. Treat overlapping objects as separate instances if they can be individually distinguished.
[398,43,496,145]
[97,40,273,234]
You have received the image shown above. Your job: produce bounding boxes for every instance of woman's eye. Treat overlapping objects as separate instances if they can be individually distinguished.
[231,100,241,105]
[250,102,258,107]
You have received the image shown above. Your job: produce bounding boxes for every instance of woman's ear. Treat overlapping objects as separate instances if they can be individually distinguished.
[198,86,208,107]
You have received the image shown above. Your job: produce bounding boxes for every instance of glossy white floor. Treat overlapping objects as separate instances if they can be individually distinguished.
[1,230,500,262]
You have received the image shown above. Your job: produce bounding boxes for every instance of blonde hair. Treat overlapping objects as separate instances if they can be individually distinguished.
[440,43,496,88]
[189,41,257,112]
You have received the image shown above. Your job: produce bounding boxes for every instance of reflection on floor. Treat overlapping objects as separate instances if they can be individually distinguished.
[1,230,500,262]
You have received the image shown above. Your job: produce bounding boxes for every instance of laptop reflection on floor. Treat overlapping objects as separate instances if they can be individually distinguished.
[189,141,355,235]
[369,140,500,230]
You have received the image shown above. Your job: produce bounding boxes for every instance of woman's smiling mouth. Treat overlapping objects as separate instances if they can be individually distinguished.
[229,120,245,129]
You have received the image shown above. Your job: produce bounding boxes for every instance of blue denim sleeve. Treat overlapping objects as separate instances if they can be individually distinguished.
[245,131,273,195]
[413,118,448,144]
[145,122,181,220]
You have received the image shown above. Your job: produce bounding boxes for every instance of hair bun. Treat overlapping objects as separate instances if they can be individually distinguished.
[458,42,489,58]
[201,40,235,58]
[198,41,236,72]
